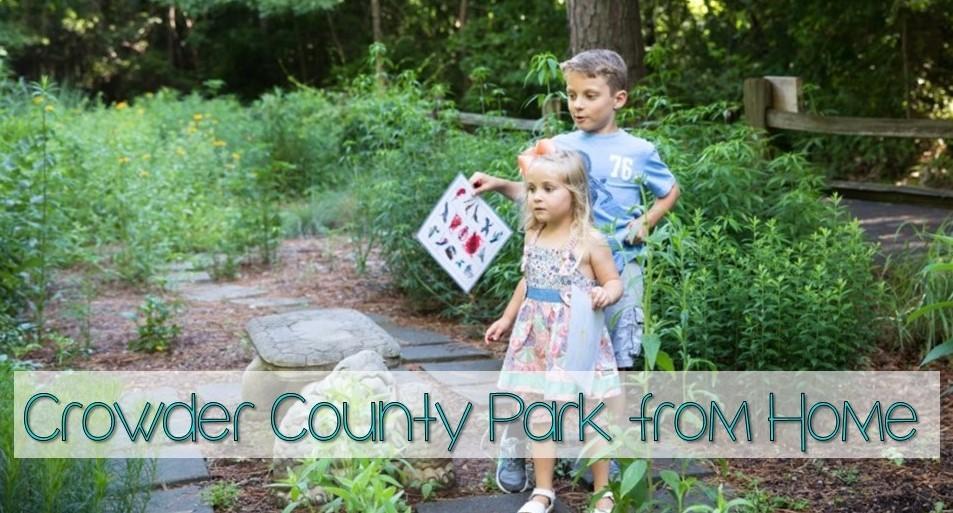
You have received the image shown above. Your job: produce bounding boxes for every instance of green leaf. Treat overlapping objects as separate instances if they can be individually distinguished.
[642,333,661,370]
[655,350,675,372]
[620,459,647,498]
[659,469,680,491]
[923,262,953,274]
[907,301,953,323]
[920,339,953,367]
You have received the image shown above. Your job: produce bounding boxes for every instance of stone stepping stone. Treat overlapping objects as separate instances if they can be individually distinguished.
[401,342,492,364]
[180,284,265,302]
[195,382,243,406]
[652,459,713,478]
[161,271,212,292]
[448,383,495,408]
[422,359,502,387]
[229,296,310,311]
[245,308,401,370]
[107,446,207,491]
[368,314,455,346]
[416,492,573,513]
[152,457,209,488]
[144,484,212,513]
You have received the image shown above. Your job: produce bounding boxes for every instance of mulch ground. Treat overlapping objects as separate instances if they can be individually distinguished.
[28,235,953,512]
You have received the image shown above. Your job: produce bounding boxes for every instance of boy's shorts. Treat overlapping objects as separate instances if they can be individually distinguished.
[604,261,644,369]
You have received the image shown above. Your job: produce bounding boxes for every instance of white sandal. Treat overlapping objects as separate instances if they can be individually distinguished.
[517,487,555,513]
[591,490,615,513]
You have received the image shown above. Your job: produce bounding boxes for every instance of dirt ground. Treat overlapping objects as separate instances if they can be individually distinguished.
[32,235,953,512]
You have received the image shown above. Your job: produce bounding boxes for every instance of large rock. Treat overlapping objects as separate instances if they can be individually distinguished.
[246,308,401,370]
[271,351,455,505]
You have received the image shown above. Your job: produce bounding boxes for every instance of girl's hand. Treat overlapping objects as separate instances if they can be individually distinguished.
[485,317,513,344]
[590,286,611,309]
[470,172,500,195]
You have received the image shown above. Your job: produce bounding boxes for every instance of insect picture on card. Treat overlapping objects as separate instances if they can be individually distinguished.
[416,174,513,292]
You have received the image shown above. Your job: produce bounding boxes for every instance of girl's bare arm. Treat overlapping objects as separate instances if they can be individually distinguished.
[588,238,622,307]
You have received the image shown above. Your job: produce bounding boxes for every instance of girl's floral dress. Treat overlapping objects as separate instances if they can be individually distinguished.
[497,231,621,401]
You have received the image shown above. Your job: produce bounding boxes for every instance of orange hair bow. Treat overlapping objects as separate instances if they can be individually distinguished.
[517,138,557,177]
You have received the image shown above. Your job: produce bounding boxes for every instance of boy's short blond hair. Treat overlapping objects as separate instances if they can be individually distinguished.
[560,49,628,93]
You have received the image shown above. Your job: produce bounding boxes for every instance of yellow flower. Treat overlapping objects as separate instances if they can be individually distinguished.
[117,156,130,165]
[139,170,150,178]
[115,101,128,110]
[187,125,198,134]
[231,152,241,161]
[175,147,186,157]
[212,139,227,148]
[44,105,54,113]
[193,113,203,122]
[32,96,44,105]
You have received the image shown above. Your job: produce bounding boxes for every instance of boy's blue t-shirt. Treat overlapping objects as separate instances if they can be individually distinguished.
[552,129,676,270]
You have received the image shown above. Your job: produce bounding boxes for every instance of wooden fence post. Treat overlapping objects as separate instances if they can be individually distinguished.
[743,78,772,129]
[764,76,802,113]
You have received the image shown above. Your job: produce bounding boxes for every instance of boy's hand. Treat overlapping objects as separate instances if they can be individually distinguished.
[590,287,611,309]
[485,317,514,344]
[470,172,500,195]
[625,217,648,245]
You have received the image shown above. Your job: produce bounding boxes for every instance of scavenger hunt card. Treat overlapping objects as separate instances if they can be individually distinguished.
[415,174,513,293]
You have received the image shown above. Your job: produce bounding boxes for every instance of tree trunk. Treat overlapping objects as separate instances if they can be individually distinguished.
[371,0,383,80]
[457,0,468,28]
[567,0,647,87]
[371,0,382,42]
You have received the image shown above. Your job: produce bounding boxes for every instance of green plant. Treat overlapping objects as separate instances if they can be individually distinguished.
[911,231,953,367]
[272,458,412,513]
[202,480,240,511]
[49,332,79,366]
[0,356,154,513]
[741,484,809,513]
[129,295,181,353]
[829,465,859,485]
[659,468,701,513]
[684,484,751,513]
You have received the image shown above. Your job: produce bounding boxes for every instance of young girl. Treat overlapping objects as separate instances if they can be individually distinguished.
[485,148,622,513]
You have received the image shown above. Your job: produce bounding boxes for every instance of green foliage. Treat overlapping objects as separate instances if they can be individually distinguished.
[327,70,885,370]
[130,295,182,353]
[0,356,153,513]
[906,230,953,366]
[273,458,412,513]
[202,480,241,511]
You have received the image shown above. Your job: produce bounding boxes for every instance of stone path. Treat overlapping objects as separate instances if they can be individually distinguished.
[133,266,720,512]
[840,198,952,255]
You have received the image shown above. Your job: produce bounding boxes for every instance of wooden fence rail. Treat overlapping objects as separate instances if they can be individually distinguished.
[744,76,953,139]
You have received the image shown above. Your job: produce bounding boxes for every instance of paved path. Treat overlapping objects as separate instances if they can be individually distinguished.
[840,198,952,255]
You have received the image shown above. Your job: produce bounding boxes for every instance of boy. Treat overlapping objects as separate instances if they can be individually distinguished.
[471,49,680,493]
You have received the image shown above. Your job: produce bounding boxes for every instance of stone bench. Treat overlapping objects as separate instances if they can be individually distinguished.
[242,308,401,410]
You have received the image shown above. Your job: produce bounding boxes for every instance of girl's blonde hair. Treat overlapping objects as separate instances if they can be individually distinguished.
[522,149,598,253]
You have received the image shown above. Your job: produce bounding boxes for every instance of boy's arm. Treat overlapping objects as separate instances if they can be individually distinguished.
[470,172,524,202]
[628,183,680,243]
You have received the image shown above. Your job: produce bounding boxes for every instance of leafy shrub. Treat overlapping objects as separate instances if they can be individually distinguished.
[202,480,240,511]
[274,458,411,513]
[334,75,886,370]
[0,356,153,513]
[129,295,181,353]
